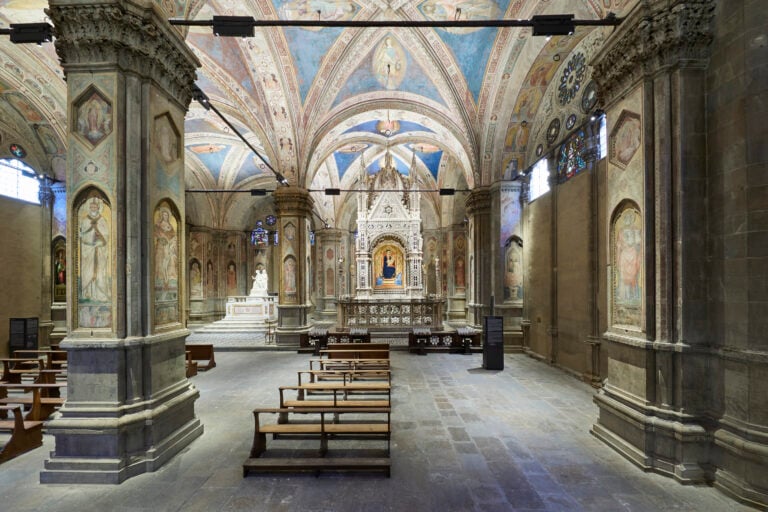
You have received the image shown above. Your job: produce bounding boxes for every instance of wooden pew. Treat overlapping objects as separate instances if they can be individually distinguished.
[0,358,46,384]
[14,350,68,370]
[0,405,44,463]
[278,386,390,422]
[243,407,391,476]
[185,344,216,371]
[308,358,390,371]
[320,342,390,360]
[0,384,66,421]
[297,369,391,385]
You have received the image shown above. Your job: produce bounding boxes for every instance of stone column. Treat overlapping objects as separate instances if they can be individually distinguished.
[494,181,524,352]
[465,187,492,327]
[314,228,343,323]
[590,0,717,489]
[273,186,313,344]
[42,0,202,484]
[50,183,68,343]
[38,179,55,347]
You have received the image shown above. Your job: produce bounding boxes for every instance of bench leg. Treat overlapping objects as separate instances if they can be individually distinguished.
[319,434,328,457]
[277,411,289,424]
[0,415,43,463]
[250,432,267,458]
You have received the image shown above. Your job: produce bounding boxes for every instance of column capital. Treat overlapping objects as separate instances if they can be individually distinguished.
[465,187,491,217]
[273,186,314,217]
[47,0,200,106]
[590,0,715,105]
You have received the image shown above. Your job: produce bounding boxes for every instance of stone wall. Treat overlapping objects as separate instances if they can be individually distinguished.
[706,0,768,504]
[0,198,42,357]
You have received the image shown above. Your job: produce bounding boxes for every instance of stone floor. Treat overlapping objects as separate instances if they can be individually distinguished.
[0,351,751,511]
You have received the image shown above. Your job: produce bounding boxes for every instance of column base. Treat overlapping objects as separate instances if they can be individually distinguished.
[41,333,202,484]
[591,387,711,484]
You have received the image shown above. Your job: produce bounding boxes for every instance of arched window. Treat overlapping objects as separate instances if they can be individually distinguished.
[0,158,41,204]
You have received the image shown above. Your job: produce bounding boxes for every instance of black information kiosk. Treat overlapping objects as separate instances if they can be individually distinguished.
[482,316,504,370]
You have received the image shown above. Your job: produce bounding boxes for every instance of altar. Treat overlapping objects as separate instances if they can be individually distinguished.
[195,270,276,333]
[337,148,444,330]
[337,297,444,331]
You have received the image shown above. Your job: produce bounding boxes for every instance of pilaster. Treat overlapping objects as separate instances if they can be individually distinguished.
[590,0,724,494]
[38,180,55,347]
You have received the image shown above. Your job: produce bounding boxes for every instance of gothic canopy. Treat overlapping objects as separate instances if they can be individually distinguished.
[0,0,622,229]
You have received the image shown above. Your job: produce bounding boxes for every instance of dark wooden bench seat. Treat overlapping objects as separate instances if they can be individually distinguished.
[298,369,391,385]
[0,405,44,463]
[309,358,390,371]
[278,386,391,421]
[185,344,216,371]
[0,384,66,421]
[244,407,391,476]
[0,358,46,384]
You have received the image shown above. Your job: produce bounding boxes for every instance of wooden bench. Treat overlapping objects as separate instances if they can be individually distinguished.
[0,358,46,384]
[298,369,391,385]
[296,380,391,398]
[0,405,44,463]
[308,358,390,371]
[278,385,391,421]
[320,343,390,360]
[243,407,391,477]
[0,384,66,421]
[185,344,216,371]
[14,350,68,369]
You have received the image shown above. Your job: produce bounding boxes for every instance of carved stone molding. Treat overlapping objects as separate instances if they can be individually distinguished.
[590,0,715,104]
[47,0,199,106]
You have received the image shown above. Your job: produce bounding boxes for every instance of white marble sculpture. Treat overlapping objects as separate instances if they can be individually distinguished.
[249,269,268,297]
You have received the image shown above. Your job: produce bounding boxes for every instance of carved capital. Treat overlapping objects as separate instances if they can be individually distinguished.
[465,187,491,217]
[590,0,715,104]
[47,0,200,106]
[273,186,315,217]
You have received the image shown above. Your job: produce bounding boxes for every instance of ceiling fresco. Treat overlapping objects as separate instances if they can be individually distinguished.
[0,0,633,229]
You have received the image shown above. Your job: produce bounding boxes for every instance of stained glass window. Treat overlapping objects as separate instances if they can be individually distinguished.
[557,130,587,183]
[251,220,268,246]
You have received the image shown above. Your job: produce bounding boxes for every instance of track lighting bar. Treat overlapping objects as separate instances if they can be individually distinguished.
[313,188,469,195]
[169,15,620,35]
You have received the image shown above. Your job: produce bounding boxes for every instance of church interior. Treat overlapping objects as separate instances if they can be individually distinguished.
[0,0,765,509]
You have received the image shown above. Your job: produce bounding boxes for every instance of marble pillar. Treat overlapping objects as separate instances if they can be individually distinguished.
[273,186,313,344]
[465,187,492,328]
[42,0,202,484]
[38,179,55,347]
[314,228,343,323]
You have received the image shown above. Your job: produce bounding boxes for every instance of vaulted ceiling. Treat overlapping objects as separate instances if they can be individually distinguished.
[0,0,629,230]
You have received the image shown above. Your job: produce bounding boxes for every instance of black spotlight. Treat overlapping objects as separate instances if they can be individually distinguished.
[10,22,53,44]
[531,15,575,36]
[212,16,254,37]
[325,188,341,196]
